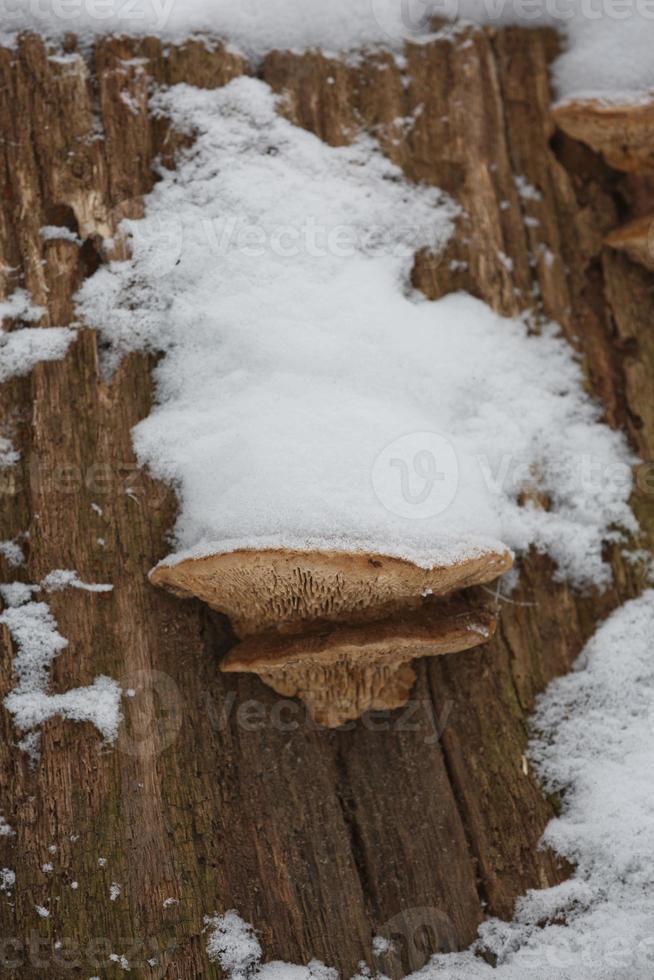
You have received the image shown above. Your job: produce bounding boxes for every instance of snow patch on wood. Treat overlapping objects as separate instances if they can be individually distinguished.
[0,595,122,752]
[79,78,636,587]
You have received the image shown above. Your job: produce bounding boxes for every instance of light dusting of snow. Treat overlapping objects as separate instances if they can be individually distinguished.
[1,601,122,749]
[206,911,263,977]
[78,78,635,587]
[0,289,74,382]
[0,868,15,892]
[40,569,113,593]
[0,582,36,606]
[0,814,14,837]
[109,952,130,969]
[514,175,543,203]
[35,905,49,918]
[0,324,76,383]
[109,881,121,901]
[205,912,338,980]
[40,225,81,244]
[0,539,25,568]
[119,89,141,115]
[0,289,44,326]
[0,435,19,469]
[18,730,41,765]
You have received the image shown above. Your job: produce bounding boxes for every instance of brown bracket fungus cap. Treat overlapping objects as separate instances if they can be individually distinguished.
[605,214,654,273]
[552,99,654,173]
[151,547,513,727]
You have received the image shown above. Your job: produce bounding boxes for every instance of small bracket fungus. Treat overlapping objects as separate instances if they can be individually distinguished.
[552,99,654,174]
[151,547,512,727]
[605,214,654,273]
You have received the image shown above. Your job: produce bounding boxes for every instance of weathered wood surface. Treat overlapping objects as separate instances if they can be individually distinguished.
[0,26,652,979]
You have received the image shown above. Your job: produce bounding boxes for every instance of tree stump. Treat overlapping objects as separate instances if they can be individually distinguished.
[0,26,653,979]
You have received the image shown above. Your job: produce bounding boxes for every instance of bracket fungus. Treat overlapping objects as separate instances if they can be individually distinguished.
[151,547,513,727]
[605,214,654,273]
[552,99,654,174]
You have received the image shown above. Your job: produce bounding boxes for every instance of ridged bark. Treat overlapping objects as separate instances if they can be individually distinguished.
[0,27,652,979]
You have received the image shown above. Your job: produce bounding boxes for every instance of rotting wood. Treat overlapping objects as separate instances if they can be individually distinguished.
[0,26,652,979]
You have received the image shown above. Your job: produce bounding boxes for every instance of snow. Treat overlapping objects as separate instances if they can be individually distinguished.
[514,175,543,203]
[0,288,75,382]
[422,1,654,105]
[0,599,122,747]
[1,582,36,607]
[0,324,76,383]
[206,592,654,980]
[40,569,113,593]
[0,869,15,892]
[1,570,112,604]
[40,225,81,244]
[78,78,635,586]
[0,815,14,837]
[110,881,122,900]
[0,1,653,103]
[205,911,264,978]
[0,540,24,568]
[0,436,19,469]
[0,289,44,325]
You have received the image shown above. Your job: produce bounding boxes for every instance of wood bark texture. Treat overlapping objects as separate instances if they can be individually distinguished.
[0,24,653,980]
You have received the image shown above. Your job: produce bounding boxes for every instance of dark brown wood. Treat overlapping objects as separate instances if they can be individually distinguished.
[0,26,652,979]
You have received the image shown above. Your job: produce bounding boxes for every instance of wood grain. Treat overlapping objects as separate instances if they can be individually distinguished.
[0,28,652,979]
